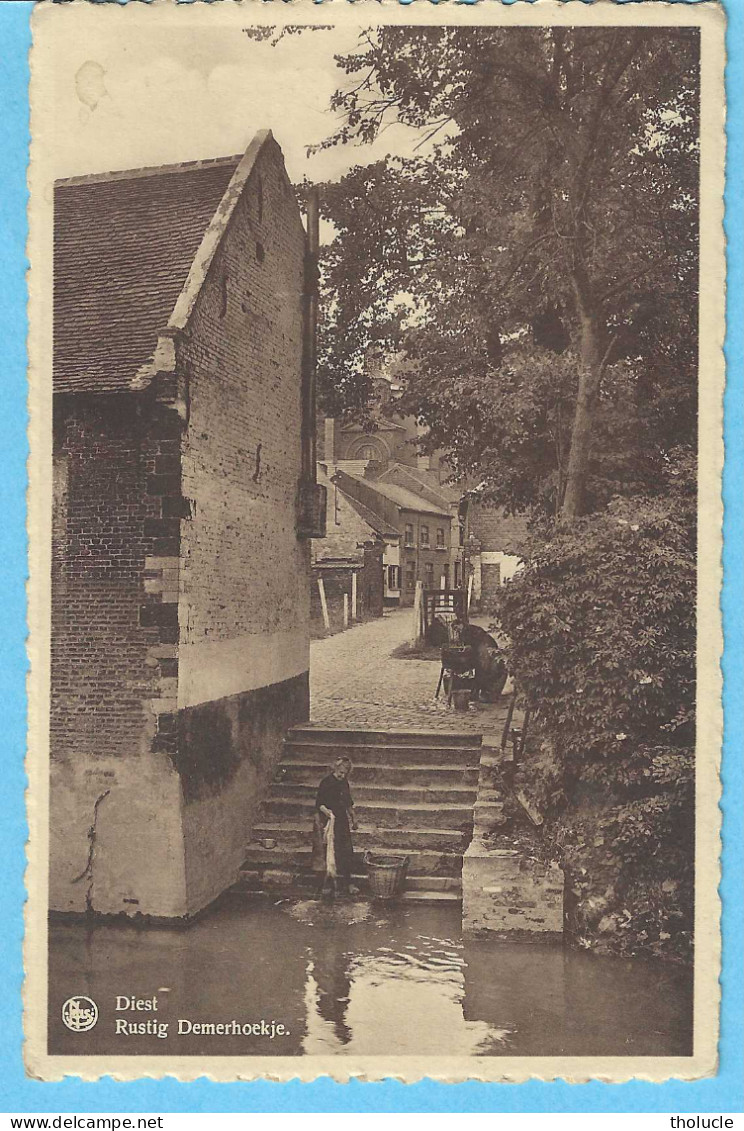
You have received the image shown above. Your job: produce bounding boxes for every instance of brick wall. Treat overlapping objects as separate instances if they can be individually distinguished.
[469,502,528,556]
[462,739,564,937]
[463,847,564,935]
[179,141,308,689]
[49,138,312,919]
[174,139,310,912]
[50,392,190,915]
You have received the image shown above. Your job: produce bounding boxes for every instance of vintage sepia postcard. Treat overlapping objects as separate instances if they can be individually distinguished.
[24,0,726,1084]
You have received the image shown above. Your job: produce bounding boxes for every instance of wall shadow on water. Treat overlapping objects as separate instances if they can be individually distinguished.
[48,896,692,1058]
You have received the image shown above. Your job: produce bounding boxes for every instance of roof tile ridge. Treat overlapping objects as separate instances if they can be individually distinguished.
[130,129,279,394]
[165,129,276,336]
[55,154,244,189]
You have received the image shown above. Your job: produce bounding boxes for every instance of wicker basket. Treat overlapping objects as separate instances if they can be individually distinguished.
[363,852,410,900]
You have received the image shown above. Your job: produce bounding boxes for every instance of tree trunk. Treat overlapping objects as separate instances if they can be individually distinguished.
[561,285,604,522]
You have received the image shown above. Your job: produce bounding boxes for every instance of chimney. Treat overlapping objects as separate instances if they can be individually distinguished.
[416,420,431,470]
[324,417,337,462]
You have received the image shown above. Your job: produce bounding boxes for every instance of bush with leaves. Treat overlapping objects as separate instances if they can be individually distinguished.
[494,455,695,960]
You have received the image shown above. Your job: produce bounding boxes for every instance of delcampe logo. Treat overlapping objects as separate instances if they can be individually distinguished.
[61,995,98,1033]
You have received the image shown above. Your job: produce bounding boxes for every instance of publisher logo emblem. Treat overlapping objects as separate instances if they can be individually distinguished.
[62,996,98,1032]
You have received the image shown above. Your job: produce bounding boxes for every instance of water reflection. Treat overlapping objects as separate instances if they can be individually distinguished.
[48,896,692,1057]
[303,928,510,1055]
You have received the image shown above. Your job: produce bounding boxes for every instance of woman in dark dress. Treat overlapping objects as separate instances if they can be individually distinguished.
[313,757,357,897]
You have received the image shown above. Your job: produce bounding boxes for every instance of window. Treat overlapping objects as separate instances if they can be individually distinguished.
[424,562,435,587]
[454,561,461,588]
[387,565,400,591]
[404,523,414,547]
[443,564,450,589]
[420,525,430,547]
[405,562,416,590]
[436,527,445,547]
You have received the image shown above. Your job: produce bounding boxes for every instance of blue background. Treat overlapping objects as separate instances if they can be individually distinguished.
[1,0,741,1114]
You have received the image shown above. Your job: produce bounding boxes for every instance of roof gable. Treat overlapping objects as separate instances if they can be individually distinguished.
[341,492,400,539]
[53,131,284,395]
[340,469,452,518]
[377,462,462,509]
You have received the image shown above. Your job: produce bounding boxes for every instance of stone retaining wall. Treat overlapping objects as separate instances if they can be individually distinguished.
[462,735,564,937]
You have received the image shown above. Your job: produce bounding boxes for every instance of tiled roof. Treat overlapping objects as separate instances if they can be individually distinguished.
[376,462,462,507]
[341,492,400,539]
[340,470,452,518]
[53,157,241,394]
[317,462,399,541]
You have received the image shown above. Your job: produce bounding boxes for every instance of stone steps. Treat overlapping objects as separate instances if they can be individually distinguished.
[282,740,482,767]
[235,726,483,905]
[288,726,480,748]
[273,763,480,789]
[263,796,475,830]
[251,819,471,853]
[241,844,464,877]
[271,782,477,808]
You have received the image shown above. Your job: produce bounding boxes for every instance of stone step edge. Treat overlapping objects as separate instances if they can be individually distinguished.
[230,886,462,905]
[283,742,483,756]
[242,846,464,864]
[400,891,461,903]
[252,821,471,835]
[264,798,476,812]
[238,868,462,891]
[292,727,482,744]
[272,783,477,796]
[276,760,481,772]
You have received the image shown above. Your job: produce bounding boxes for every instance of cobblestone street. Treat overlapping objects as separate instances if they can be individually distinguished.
[310,607,510,737]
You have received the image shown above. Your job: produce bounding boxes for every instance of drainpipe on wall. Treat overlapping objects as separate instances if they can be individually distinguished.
[297,186,325,538]
[306,187,319,478]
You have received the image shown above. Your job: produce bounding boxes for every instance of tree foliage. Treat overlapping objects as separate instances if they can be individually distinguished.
[494,452,696,959]
[315,26,699,517]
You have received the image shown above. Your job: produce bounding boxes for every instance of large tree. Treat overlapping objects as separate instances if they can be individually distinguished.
[314,26,699,519]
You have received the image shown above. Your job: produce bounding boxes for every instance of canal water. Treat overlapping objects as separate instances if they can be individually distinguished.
[48,895,692,1057]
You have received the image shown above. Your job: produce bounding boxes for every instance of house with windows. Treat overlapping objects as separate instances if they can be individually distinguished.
[318,396,466,606]
[332,468,457,608]
[310,462,390,632]
[373,461,464,595]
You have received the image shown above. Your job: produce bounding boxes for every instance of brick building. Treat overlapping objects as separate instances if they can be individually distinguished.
[374,462,464,595]
[332,467,457,608]
[465,502,528,610]
[318,363,452,486]
[320,412,464,606]
[310,462,388,634]
[51,132,321,919]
